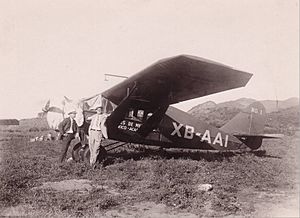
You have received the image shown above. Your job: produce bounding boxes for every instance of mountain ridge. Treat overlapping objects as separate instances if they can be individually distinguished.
[188,97,299,132]
[188,97,299,114]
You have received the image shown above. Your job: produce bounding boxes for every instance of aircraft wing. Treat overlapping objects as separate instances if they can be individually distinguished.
[102,55,252,106]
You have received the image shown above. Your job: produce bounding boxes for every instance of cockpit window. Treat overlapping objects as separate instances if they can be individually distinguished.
[137,110,144,120]
[147,113,153,120]
[128,109,134,118]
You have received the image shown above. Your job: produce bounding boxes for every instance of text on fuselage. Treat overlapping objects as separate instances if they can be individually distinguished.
[118,120,142,132]
[170,122,228,147]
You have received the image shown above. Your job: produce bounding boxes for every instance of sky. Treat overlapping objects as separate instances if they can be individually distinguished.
[0,0,299,119]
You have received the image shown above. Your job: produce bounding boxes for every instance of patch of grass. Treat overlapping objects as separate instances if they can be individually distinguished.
[96,196,119,210]
[28,127,39,132]
[25,186,120,217]
[0,131,298,217]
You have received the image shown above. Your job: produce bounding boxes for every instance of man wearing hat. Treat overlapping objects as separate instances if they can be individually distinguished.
[58,110,79,163]
[87,105,107,168]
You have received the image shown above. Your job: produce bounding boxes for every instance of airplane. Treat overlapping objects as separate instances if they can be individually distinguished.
[43,55,281,162]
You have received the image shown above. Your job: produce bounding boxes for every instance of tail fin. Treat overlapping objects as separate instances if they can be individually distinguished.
[220,102,267,150]
[221,101,266,135]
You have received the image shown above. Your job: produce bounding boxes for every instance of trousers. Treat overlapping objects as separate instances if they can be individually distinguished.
[88,129,103,166]
[59,133,75,163]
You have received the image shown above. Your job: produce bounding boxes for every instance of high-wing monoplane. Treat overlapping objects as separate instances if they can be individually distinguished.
[43,55,281,161]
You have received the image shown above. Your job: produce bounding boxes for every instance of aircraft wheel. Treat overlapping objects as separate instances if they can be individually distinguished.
[97,146,107,163]
[158,147,168,157]
[72,143,85,162]
[81,145,107,164]
[82,146,90,163]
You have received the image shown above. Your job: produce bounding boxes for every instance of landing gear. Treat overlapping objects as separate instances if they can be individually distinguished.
[72,143,107,164]
[97,146,107,163]
[72,143,86,162]
[82,146,90,163]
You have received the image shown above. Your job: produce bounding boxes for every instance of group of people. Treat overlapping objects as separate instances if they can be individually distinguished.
[58,105,107,168]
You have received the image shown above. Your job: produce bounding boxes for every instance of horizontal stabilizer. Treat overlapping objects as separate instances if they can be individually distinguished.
[233,133,283,150]
[234,133,284,139]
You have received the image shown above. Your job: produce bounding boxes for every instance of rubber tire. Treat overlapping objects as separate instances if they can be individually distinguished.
[72,143,84,162]
[82,146,108,164]
[97,146,108,163]
[82,146,90,163]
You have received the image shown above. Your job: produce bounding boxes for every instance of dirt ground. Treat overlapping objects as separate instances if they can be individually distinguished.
[0,130,299,217]
[249,134,299,218]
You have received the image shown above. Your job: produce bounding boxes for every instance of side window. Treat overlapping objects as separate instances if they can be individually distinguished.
[137,110,144,121]
[147,113,153,120]
[128,109,134,118]
[126,108,148,122]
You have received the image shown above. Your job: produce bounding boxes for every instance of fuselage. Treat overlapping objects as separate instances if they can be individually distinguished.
[109,106,245,150]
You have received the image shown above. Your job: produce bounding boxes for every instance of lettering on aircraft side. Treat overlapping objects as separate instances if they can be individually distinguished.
[171,122,228,147]
[118,120,142,132]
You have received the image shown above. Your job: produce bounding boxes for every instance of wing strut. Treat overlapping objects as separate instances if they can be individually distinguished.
[136,104,169,137]
[105,82,138,137]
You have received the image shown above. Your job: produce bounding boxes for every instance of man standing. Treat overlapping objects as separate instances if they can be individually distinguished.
[58,110,79,163]
[87,105,106,168]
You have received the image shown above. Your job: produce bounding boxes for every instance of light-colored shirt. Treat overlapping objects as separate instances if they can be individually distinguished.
[88,114,106,131]
[66,117,74,133]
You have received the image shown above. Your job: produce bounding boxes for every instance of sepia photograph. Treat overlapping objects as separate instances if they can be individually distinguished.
[0,0,299,217]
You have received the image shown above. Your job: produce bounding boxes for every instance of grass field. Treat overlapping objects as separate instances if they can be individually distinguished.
[0,125,299,217]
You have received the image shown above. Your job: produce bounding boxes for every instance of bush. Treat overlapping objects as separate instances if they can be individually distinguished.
[40,127,49,131]
[97,196,119,210]
[29,127,39,132]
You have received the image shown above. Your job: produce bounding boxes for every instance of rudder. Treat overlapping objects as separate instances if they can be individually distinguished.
[220,102,267,150]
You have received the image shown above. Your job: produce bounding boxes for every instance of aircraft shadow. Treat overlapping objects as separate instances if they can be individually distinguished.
[102,147,281,166]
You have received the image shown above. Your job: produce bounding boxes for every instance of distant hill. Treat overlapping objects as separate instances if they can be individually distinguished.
[188,97,299,134]
[0,117,50,133]
[189,101,217,114]
[188,98,257,128]
[217,98,257,110]
[260,97,299,113]
[265,106,300,135]
[18,117,49,131]
[189,97,299,115]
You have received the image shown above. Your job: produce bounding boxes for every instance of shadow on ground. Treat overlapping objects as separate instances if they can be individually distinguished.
[102,147,281,167]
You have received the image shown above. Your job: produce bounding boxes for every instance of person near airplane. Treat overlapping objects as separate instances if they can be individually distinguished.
[58,110,79,163]
[87,105,107,168]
